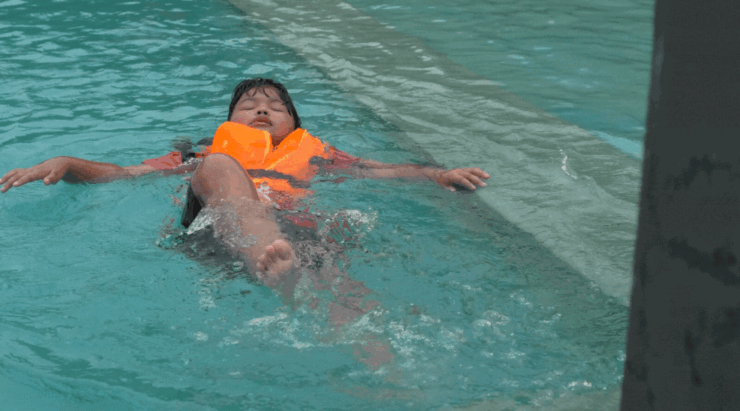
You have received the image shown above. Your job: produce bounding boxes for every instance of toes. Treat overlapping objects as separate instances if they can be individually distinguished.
[272,240,293,259]
[256,244,280,270]
[256,251,272,271]
[255,240,294,277]
[266,244,279,258]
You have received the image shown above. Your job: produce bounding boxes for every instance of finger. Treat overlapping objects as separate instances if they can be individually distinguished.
[462,171,488,187]
[438,178,457,192]
[11,172,43,188]
[1,171,21,192]
[460,178,478,191]
[0,169,18,184]
[43,168,65,185]
[1,174,26,193]
[451,172,479,191]
[1,179,14,193]
[468,168,490,179]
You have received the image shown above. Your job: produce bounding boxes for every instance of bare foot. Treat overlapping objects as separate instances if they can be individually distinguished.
[255,239,295,287]
[354,340,393,370]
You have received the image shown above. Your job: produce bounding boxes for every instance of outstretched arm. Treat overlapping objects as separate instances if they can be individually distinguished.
[352,158,489,192]
[0,156,161,194]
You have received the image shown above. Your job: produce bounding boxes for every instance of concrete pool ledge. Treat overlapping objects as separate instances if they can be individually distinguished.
[228,0,641,307]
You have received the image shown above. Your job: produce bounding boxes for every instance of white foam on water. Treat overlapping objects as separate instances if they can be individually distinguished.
[186,211,214,235]
[245,312,288,327]
[318,208,378,246]
[230,311,317,350]
[192,331,209,341]
[0,0,25,7]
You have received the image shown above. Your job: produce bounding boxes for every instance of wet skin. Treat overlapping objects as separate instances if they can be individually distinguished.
[229,86,296,145]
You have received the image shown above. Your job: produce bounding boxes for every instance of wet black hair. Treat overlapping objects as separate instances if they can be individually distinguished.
[227,78,301,129]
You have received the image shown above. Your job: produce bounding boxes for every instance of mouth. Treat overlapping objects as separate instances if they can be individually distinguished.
[250,117,272,127]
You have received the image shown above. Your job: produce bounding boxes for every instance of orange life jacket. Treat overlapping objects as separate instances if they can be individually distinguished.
[210,121,331,201]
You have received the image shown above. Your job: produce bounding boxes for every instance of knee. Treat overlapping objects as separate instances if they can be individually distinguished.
[194,154,247,181]
[199,153,241,172]
[191,153,257,201]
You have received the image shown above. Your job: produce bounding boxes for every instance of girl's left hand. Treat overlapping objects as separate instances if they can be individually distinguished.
[435,168,489,191]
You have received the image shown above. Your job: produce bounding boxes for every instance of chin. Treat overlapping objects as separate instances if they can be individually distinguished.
[250,125,273,132]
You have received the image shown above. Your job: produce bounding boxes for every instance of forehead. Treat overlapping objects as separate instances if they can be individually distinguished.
[238,86,284,102]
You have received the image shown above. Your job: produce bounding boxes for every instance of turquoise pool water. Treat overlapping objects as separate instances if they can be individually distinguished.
[0,0,648,409]
[347,0,652,159]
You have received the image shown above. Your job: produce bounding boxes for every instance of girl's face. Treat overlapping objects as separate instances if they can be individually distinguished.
[229,86,296,143]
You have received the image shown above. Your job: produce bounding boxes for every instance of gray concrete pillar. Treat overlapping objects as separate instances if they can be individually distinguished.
[621,0,740,409]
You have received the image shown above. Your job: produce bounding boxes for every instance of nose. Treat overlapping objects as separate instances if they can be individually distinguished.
[254,100,271,116]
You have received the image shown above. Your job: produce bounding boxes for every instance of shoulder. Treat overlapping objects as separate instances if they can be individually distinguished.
[142,151,182,170]
[299,129,363,167]
[142,146,211,171]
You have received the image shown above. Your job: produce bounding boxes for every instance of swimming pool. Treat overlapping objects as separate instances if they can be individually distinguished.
[0,0,648,409]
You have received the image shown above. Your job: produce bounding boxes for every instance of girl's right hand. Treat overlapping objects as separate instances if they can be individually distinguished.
[0,157,72,193]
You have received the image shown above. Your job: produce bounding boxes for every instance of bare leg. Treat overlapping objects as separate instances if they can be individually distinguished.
[190,154,295,289]
[191,155,391,368]
[300,264,391,370]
